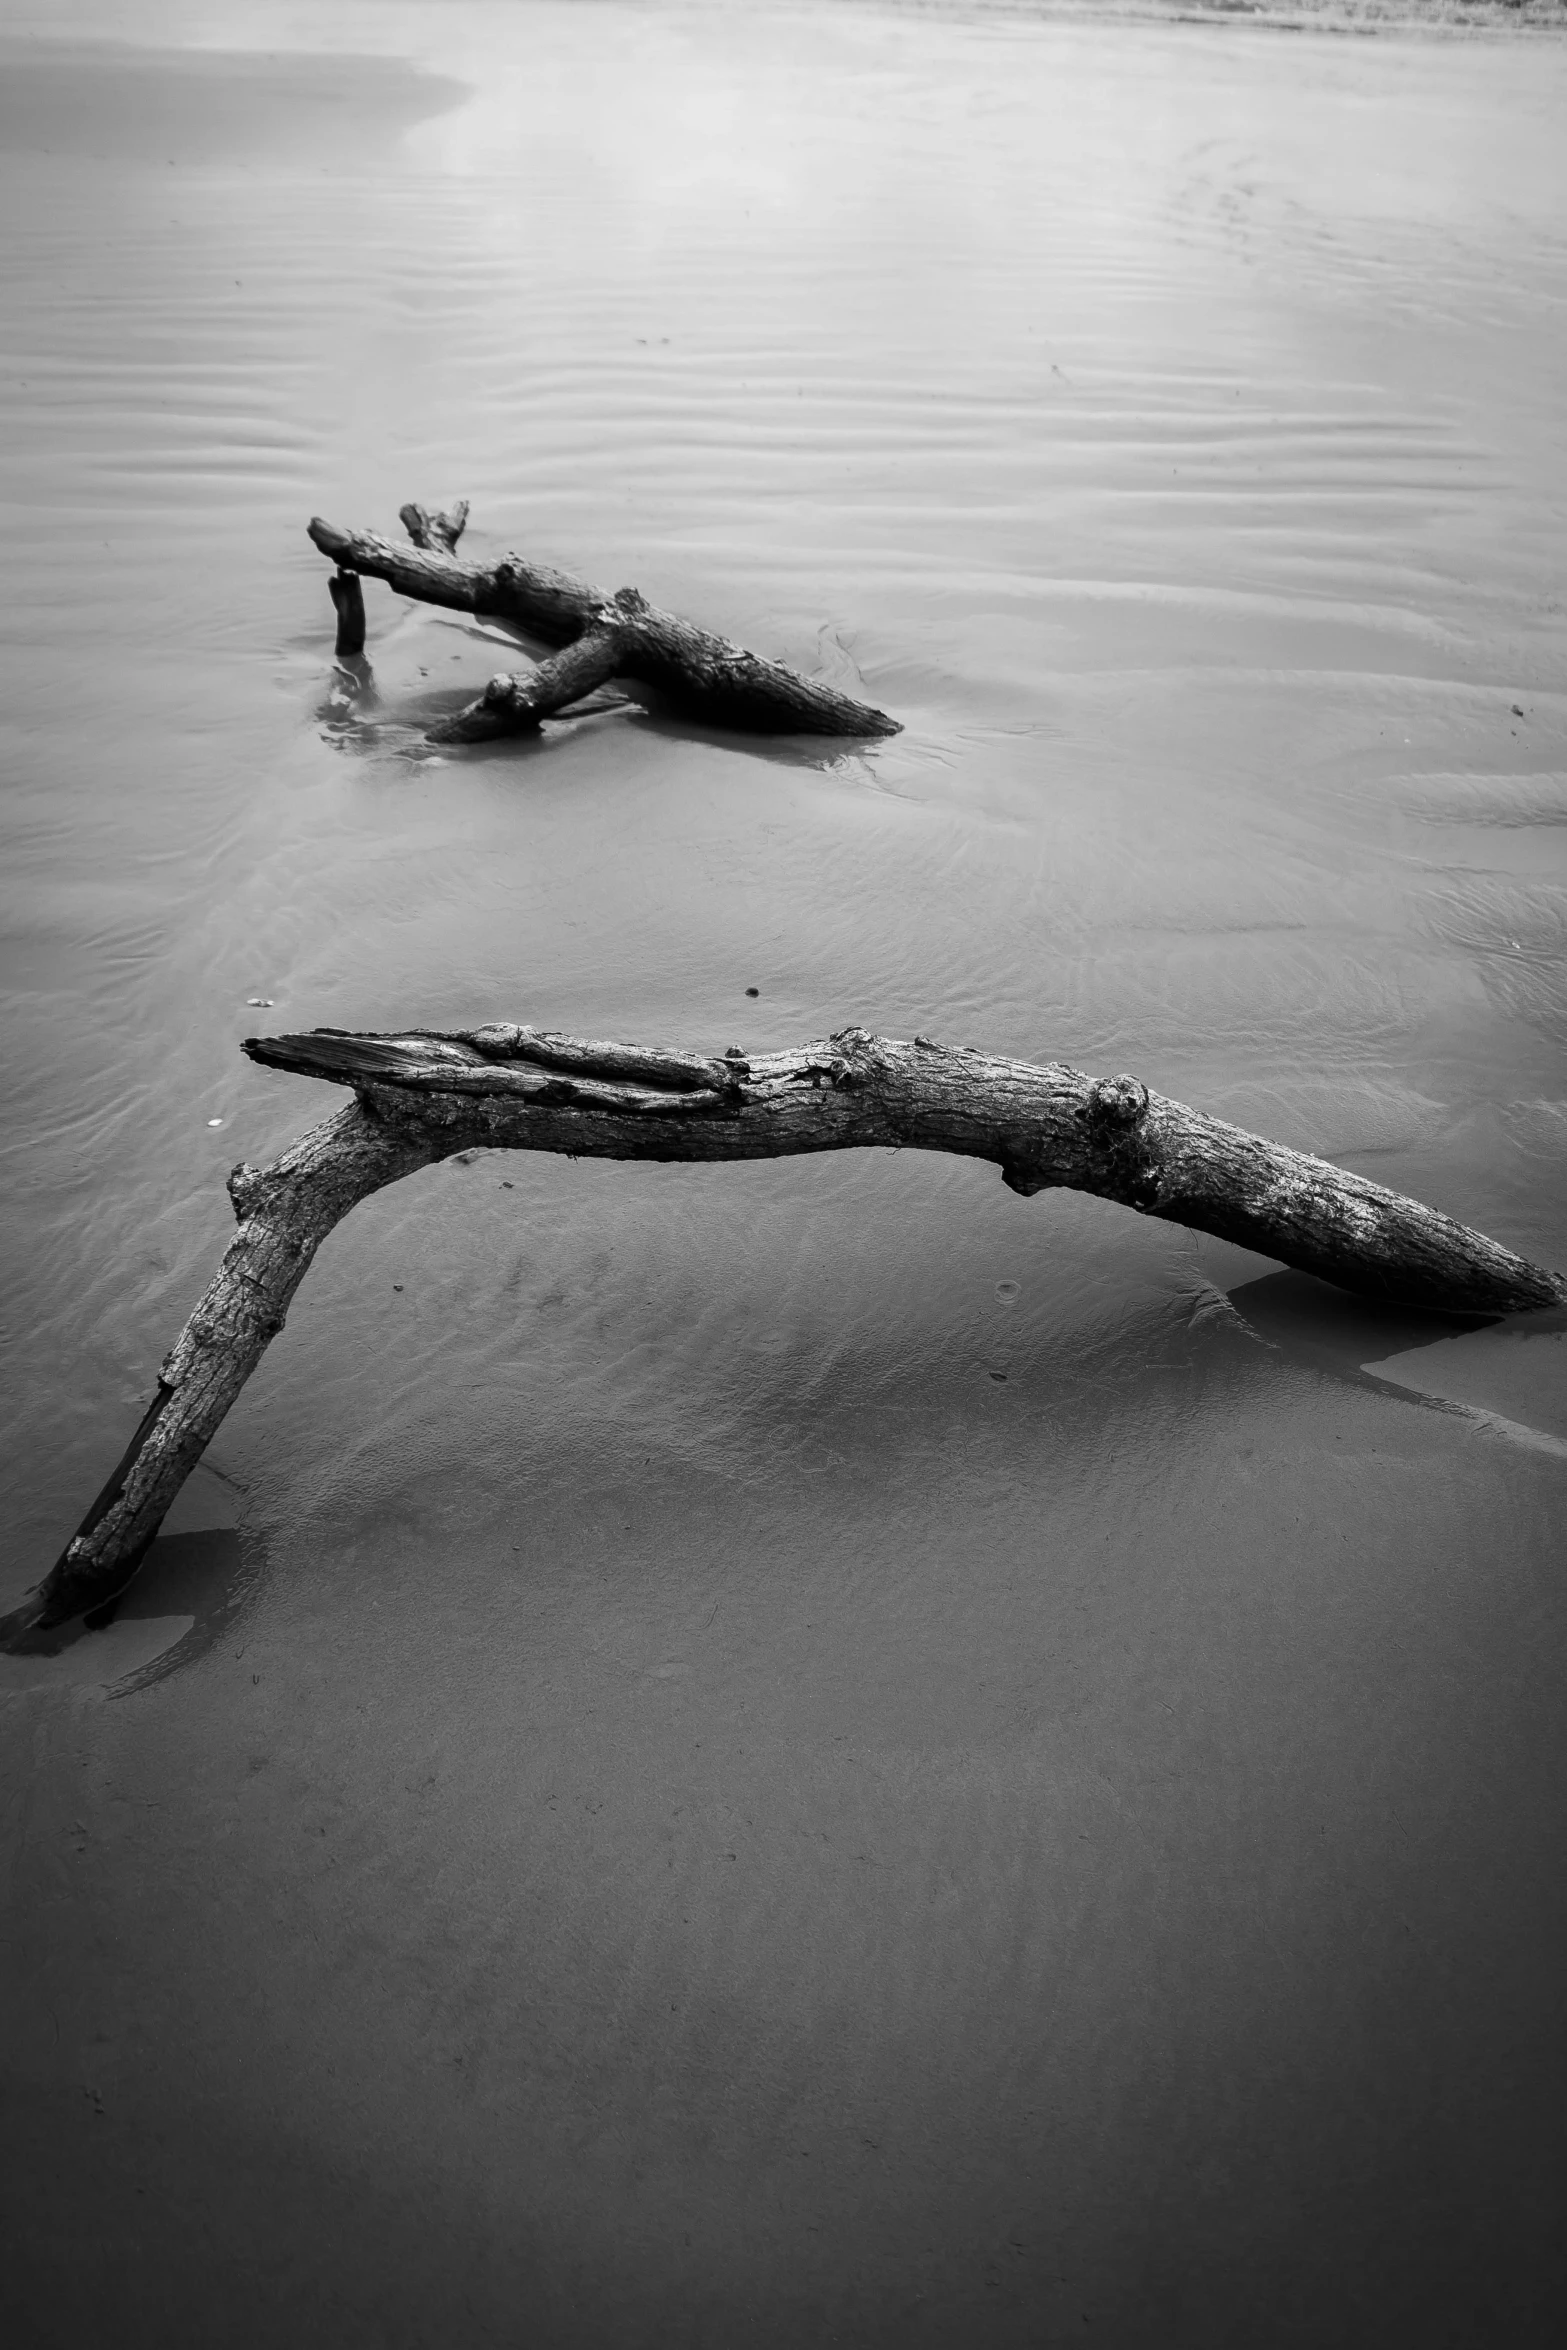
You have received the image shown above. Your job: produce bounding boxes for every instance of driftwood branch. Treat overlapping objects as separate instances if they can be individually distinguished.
[6,1022,1559,1649]
[307,502,901,742]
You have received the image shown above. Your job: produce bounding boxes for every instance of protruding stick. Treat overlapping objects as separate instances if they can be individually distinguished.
[399,499,470,555]
[327,567,366,657]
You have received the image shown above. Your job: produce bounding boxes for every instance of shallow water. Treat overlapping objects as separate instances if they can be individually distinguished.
[3,4,1566,2342]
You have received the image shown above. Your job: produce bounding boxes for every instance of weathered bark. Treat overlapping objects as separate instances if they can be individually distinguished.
[307,503,901,740]
[8,1021,1559,1646]
[247,1025,1564,1318]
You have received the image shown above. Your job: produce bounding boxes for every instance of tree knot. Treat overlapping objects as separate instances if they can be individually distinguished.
[1084,1073,1150,1135]
[227,1161,268,1221]
[1078,1076,1160,1208]
[613,585,650,616]
[825,1026,880,1087]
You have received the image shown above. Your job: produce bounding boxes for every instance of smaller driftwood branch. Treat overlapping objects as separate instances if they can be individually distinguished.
[6,1023,1560,1650]
[308,501,901,741]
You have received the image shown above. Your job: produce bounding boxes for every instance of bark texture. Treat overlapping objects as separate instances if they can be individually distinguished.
[307,503,901,740]
[252,1024,1565,1317]
[10,1021,1558,1645]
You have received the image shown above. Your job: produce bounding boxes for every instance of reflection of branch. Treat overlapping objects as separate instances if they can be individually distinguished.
[319,650,379,733]
[307,499,901,742]
[9,1022,1560,1650]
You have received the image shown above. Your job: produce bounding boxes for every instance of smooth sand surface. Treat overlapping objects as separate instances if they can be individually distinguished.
[3,3,1566,2343]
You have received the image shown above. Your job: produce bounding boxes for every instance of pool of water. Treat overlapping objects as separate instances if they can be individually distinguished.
[3,4,1566,2342]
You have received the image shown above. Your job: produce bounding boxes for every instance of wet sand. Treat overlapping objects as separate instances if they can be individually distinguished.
[3,3,1567,2343]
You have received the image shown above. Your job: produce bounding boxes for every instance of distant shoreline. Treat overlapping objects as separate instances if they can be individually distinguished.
[1166,0,1567,29]
[904,0,1567,34]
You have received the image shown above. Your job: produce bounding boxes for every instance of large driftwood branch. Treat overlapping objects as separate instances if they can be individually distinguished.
[309,500,901,742]
[7,1023,1560,1647]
